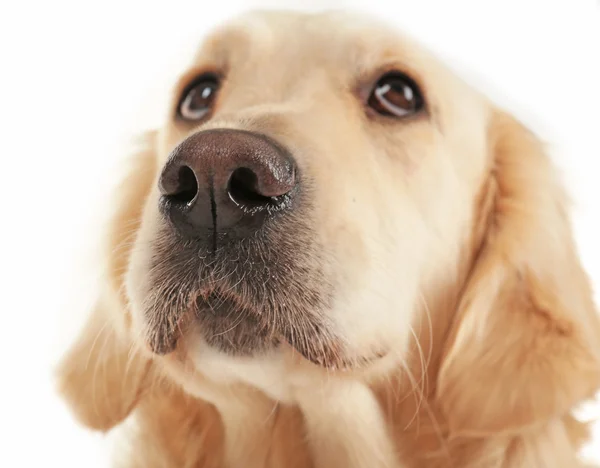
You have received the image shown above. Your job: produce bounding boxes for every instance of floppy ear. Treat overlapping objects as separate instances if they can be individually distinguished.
[56,132,159,431]
[56,294,153,431]
[437,111,600,437]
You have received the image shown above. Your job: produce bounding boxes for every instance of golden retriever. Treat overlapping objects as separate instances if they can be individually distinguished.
[56,10,600,468]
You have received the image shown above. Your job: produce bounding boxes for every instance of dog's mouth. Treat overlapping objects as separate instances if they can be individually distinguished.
[145,282,388,372]
[143,279,276,356]
[143,272,370,370]
[137,200,377,370]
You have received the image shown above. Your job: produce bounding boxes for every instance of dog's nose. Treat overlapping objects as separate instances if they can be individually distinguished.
[158,129,298,239]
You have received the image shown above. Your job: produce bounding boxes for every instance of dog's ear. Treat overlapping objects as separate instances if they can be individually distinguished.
[56,132,159,431]
[437,111,600,437]
[56,294,153,431]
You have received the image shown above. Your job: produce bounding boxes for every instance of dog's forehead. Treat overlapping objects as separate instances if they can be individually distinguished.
[192,11,433,77]
[182,10,488,136]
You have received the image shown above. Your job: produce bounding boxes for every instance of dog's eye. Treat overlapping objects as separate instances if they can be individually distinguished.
[367,72,424,118]
[178,75,220,120]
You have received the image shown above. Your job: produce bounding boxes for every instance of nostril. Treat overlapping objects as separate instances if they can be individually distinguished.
[228,167,273,208]
[168,166,198,204]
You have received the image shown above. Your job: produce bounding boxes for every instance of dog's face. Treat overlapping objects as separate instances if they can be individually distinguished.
[58,10,600,457]
[125,11,490,373]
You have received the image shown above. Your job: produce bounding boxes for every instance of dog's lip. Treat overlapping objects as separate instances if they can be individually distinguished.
[148,284,386,371]
[196,286,247,309]
[144,285,222,356]
[146,309,192,356]
[280,334,389,372]
[148,300,388,374]
[194,287,264,325]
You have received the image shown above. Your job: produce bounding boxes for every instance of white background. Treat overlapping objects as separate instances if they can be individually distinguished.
[0,0,599,466]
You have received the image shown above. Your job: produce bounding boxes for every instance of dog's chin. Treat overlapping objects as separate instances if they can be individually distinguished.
[138,285,391,372]
[138,278,389,373]
[194,291,281,356]
[192,291,391,373]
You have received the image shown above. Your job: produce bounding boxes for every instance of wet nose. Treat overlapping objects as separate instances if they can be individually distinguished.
[158,129,298,239]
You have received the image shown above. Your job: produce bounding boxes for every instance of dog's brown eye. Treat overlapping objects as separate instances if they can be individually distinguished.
[178,75,220,120]
[368,73,424,118]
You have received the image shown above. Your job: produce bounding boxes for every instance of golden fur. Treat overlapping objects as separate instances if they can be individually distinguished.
[57,11,600,468]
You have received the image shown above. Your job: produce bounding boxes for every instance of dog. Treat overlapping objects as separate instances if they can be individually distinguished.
[56,10,600,468]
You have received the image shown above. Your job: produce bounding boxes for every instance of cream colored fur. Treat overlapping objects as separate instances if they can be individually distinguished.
[57,11,600,468]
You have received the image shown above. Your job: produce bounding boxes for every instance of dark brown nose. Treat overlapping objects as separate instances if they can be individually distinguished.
[158,129,298,240]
